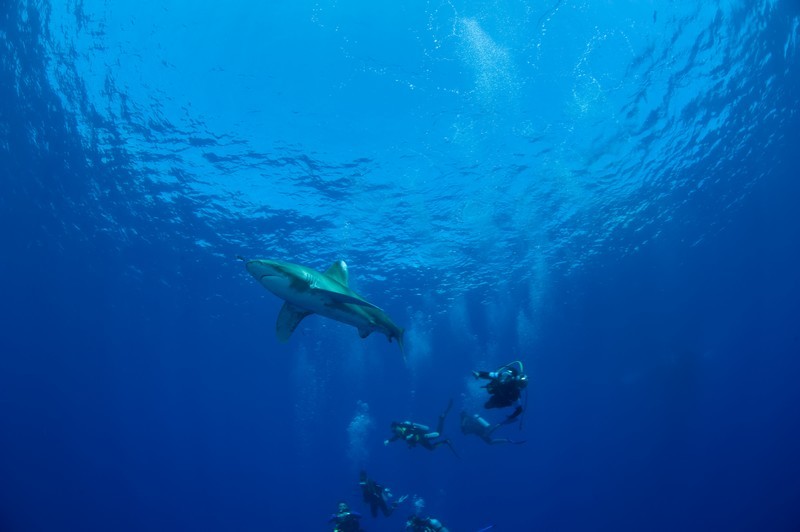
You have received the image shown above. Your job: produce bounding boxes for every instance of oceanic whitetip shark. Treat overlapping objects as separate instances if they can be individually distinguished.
[241,257,405,356]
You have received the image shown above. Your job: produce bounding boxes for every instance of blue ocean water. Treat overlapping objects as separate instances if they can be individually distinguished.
[2,0,799,530]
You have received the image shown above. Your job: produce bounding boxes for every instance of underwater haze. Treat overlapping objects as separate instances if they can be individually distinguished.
[2,0,800,530]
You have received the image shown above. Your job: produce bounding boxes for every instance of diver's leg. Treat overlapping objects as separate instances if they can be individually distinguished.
[505,405,523,422]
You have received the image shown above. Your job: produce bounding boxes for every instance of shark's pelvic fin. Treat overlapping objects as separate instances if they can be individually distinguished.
[276,302,312,342]
[358,326,372,339]
[324,260,349,286]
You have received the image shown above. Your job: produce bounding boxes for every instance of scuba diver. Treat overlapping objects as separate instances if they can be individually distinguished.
[359,470,408,518]
[460,410,526,445]
[405,514,450,532]
[385,400,459,457]
[472,360,528,422]
[328,501,364,532]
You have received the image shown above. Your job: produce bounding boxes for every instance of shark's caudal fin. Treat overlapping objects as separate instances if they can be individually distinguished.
[276,302,312,342]
[395,327,406,362]
[379,326,406,363]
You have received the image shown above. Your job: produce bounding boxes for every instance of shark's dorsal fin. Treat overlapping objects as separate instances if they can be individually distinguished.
[324,260,349,286]
[276,302,312,342]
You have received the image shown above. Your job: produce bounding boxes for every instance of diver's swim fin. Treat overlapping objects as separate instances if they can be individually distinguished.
[446,439,460,459]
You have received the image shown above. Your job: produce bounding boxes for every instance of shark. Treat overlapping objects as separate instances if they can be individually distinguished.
[243,257,405,356]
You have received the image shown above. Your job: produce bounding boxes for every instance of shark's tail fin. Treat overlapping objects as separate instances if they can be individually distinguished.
[396,327,406,364]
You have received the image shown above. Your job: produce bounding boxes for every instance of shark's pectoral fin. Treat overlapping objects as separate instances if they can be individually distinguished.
[312,288,383,310]
[358,327,372,339]
[276,302,312,342]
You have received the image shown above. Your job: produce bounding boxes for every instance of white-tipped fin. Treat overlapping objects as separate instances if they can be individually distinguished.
[276,302,312,342]
[324,260,349,286]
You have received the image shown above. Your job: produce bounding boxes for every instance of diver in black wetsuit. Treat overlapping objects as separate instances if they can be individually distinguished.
[328,502,364,532]
[473,360,528,421]
[359,470,407,518]
[460,410,526,445]
[385,400,459,457]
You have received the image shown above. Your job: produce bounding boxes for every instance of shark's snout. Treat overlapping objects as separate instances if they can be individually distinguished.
[246,260,280,279]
